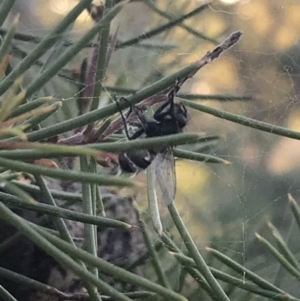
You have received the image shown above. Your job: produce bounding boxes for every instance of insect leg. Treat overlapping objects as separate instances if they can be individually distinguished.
[120,99,151,135]
[115,97,146,140]
[114,96,133,140]
[153,100,171,121]
[153,78,181,121]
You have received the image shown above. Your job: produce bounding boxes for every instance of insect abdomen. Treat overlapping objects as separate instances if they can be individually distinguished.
[118,149,156,173]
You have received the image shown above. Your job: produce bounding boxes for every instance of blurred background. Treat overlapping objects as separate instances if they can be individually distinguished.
[4,0,300,295]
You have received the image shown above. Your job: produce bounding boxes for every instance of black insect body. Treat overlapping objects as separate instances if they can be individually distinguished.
[118,148,157,173]
[117,80,187,176]
[116,80,188,205]
[126,98,187,139]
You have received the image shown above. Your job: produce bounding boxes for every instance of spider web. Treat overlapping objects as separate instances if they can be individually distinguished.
[7,0,300,297]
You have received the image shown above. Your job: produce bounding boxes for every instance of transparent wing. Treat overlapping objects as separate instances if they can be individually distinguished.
[152,148,176,206]
[147,162,163,233]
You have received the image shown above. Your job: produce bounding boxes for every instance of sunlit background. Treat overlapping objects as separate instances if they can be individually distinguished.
[7,0,300,294]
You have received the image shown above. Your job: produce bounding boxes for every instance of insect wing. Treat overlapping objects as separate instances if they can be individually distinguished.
[153,148,176,206]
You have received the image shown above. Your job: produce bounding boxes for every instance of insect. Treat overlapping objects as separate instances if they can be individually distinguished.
[116,79,188,205]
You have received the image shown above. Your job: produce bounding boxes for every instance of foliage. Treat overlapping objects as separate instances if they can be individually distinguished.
[0,1,299,301]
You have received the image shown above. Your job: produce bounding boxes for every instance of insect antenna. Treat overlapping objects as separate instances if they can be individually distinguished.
[114,96,148,140]
[167,78,182,131]
[113,96,132,140]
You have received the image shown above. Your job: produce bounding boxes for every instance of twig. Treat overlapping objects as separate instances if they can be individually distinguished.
[58,30,243,145]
